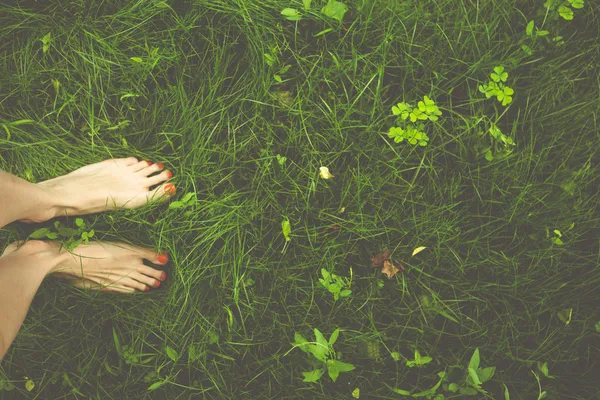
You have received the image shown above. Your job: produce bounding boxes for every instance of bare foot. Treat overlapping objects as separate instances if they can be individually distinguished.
[2,240,169,293]
[23,157,176,222]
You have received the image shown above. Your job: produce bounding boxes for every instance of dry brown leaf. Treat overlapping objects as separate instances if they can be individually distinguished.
[382,260,400,279]
[371,249,392,266]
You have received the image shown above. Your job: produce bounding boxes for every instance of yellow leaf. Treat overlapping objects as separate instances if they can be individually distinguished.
[319,166,334,179]
[557,308,572,326]
[352,387,360,398]
[412,246,427,256]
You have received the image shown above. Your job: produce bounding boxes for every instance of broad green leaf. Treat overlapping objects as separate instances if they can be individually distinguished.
[46,232,58,239]
[557,308,572,325]
[536,30,550,37]
[25,379,34,392]
[314,328,328,347]
[75,218,84,227]
[569,0,584,9]
[352,387,360,398]
[282,218,291,241]
[420,356,433,365]
[537,362,555,379]
[281,8,302,21]
[148,381,164,391]
[526,20,534,36]
[478,366,496,383]
[327,362,340,382]
[321,268,330,279]
[130,57,143,63]
[485,150,494,162]
[558,5,574,20]
[321,0,348,22]
[448,383,459,392]
[468,367,481,386]
[469,348,481,371]
[58,227,79,237]
[328,359,355,372]
[340,289,352,297]
[390,351,401,361]
[302,368,324,383]
[540,391,547,399]
[493,66,504,74]
[292,332,310,352]
[302,0,312,11]
[165,345,179,362]
[29,228,51,239]
[392,105,401,115]
[329,328,340,345]
[595,320,600,332]
[460,387,478,395]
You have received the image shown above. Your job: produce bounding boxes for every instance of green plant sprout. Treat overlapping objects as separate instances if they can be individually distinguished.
[479,66,514,106]
[169,192,197,216]
[405,349,433,368]
[291,328,355,383]
[543,0,584,21]
[281,0,347,23]
[388,96,441,146]
[390,371,447,398]
[479,123,516,162]
[318,268,352,300]
[29,218,95,251]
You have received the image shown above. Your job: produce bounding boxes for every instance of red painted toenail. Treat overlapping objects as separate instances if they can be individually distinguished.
[164,183,176,195]
[166,171,173,178]
[147,161,153,166]
[158,253,169,264]
[156,163,164,169]
[154,281,161,288]
[161,272,167,280]
[145,286,150,292]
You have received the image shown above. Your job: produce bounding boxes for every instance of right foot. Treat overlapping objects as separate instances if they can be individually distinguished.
[23,157,177,223]
[3,240,169,293]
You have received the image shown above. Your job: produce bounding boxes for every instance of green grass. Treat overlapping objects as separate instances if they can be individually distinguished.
[1,0,599,398]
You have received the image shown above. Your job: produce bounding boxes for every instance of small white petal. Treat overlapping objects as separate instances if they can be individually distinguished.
[319,166,334,179]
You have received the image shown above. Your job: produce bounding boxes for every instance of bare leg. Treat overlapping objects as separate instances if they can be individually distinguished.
[0,157,176,225]
[0,240,169,361]
[0,157,176,361]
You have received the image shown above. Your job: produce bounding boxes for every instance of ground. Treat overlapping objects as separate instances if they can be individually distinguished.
[0,0,599,398]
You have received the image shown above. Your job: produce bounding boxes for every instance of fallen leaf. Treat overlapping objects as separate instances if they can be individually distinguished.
[319,166,334,179]
[412,246,427,256]
[382,260,399,279]
[371,249,392,266]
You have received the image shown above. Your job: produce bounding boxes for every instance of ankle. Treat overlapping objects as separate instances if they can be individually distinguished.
[8,240,68,276]
[18,183,63,223]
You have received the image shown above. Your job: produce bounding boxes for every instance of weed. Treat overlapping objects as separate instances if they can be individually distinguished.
[388,96,442,146]
[29,218,95,251]
[318,268,352,300]
[291,328,355,383]
[479,66,515,106]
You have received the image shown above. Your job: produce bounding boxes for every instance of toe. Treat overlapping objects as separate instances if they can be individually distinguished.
[131,160,152,172]
[114,276,150,292]
[137,265,166,281]
[146,183,176,203]
[146,170,172,186]
[138,162,165,177]
[127,271,161,289]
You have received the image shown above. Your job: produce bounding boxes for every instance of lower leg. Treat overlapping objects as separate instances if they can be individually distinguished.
[0,240,64,361]
[0,171,57,227]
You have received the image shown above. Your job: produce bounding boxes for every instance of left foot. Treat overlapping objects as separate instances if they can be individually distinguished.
[22,158,176,222]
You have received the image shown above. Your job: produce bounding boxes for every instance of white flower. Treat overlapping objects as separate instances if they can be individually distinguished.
[319,166,334,179]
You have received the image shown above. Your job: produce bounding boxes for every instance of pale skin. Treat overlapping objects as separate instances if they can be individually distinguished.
[0,157,177,361]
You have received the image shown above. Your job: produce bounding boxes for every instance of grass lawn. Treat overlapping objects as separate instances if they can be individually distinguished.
[1,0,599,398]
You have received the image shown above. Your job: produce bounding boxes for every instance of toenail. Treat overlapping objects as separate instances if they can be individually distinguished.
[166,171,173,178]
[156,163,164,169]
[147,161,153,166]
[158,253,169,264]
[164,183,176,195]
[145,286,150,292]
[154,280,161,288]
[161,272,167,280]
